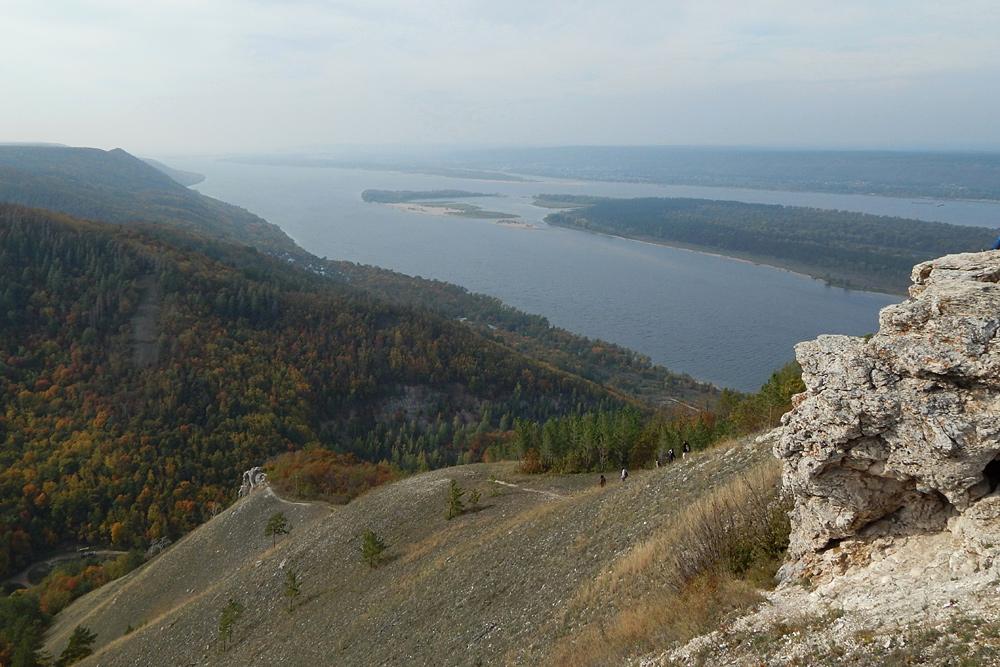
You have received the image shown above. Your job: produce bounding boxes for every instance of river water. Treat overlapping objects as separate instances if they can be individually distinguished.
[166,159,1000,391]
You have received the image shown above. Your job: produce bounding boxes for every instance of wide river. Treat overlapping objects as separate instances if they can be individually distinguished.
[166,159,999,391]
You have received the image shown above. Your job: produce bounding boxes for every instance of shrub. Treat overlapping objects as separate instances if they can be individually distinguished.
[361,529,388,569]
[284,568,301,612]
[446,480,465,520]
[218,598,244,653]
[668,464,790,588]
[56,625,96,666]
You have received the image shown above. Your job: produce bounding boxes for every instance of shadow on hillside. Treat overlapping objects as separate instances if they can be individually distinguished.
[377,552,402,567]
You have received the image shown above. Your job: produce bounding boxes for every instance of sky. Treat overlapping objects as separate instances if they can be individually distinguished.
[2,0,999,154]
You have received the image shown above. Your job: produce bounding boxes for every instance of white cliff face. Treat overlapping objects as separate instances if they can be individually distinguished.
[770,251,1000,581]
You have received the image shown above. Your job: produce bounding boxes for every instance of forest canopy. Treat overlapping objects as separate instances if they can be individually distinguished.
[0,204,621,579]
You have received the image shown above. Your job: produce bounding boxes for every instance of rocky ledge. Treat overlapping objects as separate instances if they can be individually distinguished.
[769,251,1000,582]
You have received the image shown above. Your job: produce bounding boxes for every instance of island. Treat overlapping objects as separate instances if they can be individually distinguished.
[536,194,999,294]
[362,189,521,221]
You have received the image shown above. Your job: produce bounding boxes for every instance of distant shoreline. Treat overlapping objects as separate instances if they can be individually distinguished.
[544,219,902,296]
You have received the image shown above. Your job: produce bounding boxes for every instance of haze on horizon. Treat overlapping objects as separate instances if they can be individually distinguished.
[2,0,999,155]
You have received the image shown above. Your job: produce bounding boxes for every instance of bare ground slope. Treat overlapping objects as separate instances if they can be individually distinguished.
[47,440,770,666]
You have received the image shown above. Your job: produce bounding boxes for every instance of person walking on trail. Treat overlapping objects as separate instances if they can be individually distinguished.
[682,441,691,460]
[621,468,629,482]
[666,448,675,464]
[599,474,606,488]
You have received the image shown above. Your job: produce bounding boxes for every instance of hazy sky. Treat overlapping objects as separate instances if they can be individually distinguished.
[3,0,999,153]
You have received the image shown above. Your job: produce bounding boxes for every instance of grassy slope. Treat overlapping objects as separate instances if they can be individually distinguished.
[45,437,773,666]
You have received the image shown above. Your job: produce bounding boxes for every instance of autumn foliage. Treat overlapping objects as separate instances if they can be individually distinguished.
[0,204,618,578]
[266,451,399,504]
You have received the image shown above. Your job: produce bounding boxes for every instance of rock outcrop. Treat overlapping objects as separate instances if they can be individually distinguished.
[238,466,267,497]
[770,251,1000,581]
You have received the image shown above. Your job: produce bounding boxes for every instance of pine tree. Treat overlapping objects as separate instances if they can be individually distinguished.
[57,625,96,666]
[264,511,290,547]
[361,528,388,568]
[284,568,301,612]
[446,480,465,520]
[218,598,244,653]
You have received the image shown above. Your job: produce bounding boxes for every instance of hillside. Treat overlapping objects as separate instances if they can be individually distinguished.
[0,145,717,409]
[0,145,298,254]
[44,437,774,666]
[331,261,717,407]
[540,195,999,294]
[141,157,206,187]
[0,204,624,580]
[640,251,1000,665]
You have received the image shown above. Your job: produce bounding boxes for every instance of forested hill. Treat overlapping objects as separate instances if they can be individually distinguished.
[0,204,624,579]
[0,146,715,408]
[0,146,298,255]
[540,195,999,294]
[331,261,716,406]
[141,157,206,187]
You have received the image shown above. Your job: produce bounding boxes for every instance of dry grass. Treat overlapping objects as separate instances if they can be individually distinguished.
[552,573,763,667]
[551,459,790,666]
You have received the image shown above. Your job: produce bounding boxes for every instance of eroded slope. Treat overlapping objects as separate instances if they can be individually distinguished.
[48,441,771,666]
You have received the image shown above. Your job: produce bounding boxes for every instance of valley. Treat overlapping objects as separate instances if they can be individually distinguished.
[178,158,901,391]
[5,4,1000,666]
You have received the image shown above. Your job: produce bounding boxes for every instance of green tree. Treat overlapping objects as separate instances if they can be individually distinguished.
[361,529,388,569]
[56,625,96,666]
[446,480,465,520]
[264,512,290,547]
[284,568,301,612]
[468,488,481,510]
[218,598,244,653]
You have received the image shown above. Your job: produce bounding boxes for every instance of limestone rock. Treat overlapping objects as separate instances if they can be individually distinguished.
[239,466,268,497]
[769,251,1000,581]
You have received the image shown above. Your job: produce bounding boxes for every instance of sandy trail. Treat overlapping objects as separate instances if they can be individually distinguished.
[491,480,566,500]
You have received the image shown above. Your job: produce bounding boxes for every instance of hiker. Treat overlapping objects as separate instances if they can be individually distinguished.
[993,235,1000,251]
[682,441,691,460]
[599,474,606,488]
[666,448,675,464]
[620,467,629,482]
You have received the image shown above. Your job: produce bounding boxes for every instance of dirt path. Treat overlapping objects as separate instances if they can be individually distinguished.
[663,396,701,412]
[491,480,567,500]
[131,274,161,367]
[263,487,314,508]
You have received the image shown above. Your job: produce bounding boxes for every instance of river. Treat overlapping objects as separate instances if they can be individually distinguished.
[162,158,999,391]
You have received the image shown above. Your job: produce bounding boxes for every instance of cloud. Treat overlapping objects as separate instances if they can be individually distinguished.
[1,0,998,151]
